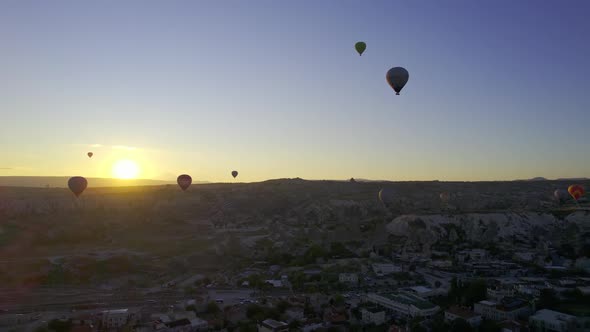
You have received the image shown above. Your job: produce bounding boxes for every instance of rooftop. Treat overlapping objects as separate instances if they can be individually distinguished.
[362,306,385,314]
[166,318,191,328]
[499,320,522,329]
[377,292,438,310]
[531,309,576,322]
[498,297,528,311]
[102,309,128,315]
[446,306,479,319]
[478,300,497,306]
[409,286,433,294]
[261,319,288,329]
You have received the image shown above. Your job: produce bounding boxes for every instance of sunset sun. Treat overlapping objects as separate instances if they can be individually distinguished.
[112,159,140,179]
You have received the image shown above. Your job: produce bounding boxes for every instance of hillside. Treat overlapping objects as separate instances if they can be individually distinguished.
[0,178,588,289]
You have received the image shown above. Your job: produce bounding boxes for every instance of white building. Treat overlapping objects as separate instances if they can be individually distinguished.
[366,292,439,318]
[444,306,482,327]
[285,308,305,322]
[515,284,543,297]
[361,307,386,325]
[101,309,131,329]
[406,286,439,298]
[529,309,577,332]
[372,263,402,276]
[474,298,530,321]
[487,286,515,301]
[258,319,289,332]
[339,273,358,284]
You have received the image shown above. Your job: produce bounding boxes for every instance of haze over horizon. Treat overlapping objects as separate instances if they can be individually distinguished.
[1,1,589,183]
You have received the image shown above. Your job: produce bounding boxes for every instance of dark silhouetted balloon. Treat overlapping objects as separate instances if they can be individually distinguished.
[68,176,88,197]
[87,152,93,158]
[440,192,450,202]
[386,67,409,95]
[232,171,238,178]
[568,185,585,201]
[554,189,569,203]
[355,42,366,56]
[177,174,192,191]
[379,188,396,206]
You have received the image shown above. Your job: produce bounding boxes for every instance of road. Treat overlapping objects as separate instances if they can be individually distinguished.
[0,286,291,314]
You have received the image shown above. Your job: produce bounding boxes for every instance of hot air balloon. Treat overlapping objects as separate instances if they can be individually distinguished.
[177,174,192,191]
[378,188,396,207]
[355,42,366,56]
[87,152,93,158]
[68,176,88,197]
[568,185,585,201]
[232,171,238,179]
[386,67,409,95]
[554,189,569,203]
[440,192,450,203]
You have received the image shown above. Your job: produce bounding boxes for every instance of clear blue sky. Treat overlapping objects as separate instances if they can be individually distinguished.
[1,0,589,182]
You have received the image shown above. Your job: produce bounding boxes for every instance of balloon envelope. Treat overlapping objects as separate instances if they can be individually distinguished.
[386,67,409,95]
[355,42,366,56]
[232,171,238,178]
[440,192,450,202]
[87,152,93,158]
[379,188,396,206]
[568,185,585,200]
[177,174,192,191]
[68,176,88,197]
[554,189,569,202]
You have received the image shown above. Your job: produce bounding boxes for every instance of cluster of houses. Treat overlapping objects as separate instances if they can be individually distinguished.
[4,241,590,332]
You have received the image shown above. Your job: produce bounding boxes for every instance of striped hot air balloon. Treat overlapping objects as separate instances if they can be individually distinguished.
[568,185,585,201]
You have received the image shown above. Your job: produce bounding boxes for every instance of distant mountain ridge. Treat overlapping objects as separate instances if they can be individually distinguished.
[515,177,589,182]
[0,176,207,188]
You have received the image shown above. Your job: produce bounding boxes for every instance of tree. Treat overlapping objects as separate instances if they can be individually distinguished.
[431,316,450,332]
[277,300,290,314]
[207,301,221,314]
[288,320,301,331]
[449,318,474,332]
[479,320,501,332]
[304,301,315,317]
[237,321,257,332]
[332,294,345,306]
[410,317,427,332]
[246,304,265,322]
[303,245,326,264]
[47,319,72,332]
[411,325,427,332]
[463,280,487,305]
[449,278,487,305]
[537,288,559,310]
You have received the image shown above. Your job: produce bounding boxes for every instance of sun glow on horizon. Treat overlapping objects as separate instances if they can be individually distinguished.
[112,159,140,179]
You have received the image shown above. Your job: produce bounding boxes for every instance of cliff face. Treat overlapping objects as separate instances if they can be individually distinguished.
[386,211,590,249]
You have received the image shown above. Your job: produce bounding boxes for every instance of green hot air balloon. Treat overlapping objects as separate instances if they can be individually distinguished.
[355,42,366,56]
